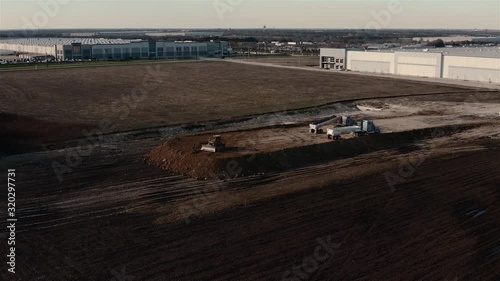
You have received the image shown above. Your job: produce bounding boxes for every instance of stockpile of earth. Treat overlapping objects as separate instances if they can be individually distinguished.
[145,136,225,179]
[145,125,478,180]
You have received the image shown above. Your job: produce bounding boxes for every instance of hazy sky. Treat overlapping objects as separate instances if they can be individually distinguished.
[0,0,499,30]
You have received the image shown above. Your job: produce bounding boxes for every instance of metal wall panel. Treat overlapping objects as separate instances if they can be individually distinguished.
[443,56,500,83]
[394,52,442,78]
[350,60,391,73]
[347,51,395,74]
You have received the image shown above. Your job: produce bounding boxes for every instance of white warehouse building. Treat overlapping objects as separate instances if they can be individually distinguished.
[0,38,229,61]
[320,47,500,84]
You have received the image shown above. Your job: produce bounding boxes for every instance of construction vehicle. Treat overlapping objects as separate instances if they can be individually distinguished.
[310,115,358,134]
[309,115,337,134]
[327,120,381,140]
[327,126,362,140]
[339,116,357,127]
[201,135,226,152]
[359,120,381,135]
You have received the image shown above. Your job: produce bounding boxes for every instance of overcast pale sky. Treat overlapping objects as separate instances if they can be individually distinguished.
[0,0,499,30]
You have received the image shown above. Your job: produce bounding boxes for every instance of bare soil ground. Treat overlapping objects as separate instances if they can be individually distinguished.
[0,62,499,280]
[2,125,499,281]
[0,61,483,154]
[0,113,92,155]
[231,55,320,67]
[145,124,481,179]
[146,96,500,179]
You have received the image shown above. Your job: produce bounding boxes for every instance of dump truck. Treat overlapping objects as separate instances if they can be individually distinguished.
[327,120,381,140]
[309,115,358,134]
[201,135,226,152]
[339,116,357,126]
[309,115,337,134]
[327,126,362,140]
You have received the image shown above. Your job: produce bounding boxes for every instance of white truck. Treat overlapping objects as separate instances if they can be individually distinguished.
[327,120,380,140]
[309,115,357,134]
[327,126,362,140]
[309,115,337,134]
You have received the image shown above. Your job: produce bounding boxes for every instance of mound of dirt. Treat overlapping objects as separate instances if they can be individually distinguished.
[145,125,479,180]
[145,137,223,179]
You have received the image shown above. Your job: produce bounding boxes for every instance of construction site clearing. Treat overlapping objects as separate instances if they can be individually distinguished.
[2,60,500,280]
[146,97,500,180]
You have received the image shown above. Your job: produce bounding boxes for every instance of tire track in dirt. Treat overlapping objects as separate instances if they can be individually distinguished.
[3,122,499,280]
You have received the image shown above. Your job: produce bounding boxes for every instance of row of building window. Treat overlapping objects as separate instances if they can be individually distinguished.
[90,48,207,55]
[66,51,211,59]
[54,46,225,59]
[322,57,344,64]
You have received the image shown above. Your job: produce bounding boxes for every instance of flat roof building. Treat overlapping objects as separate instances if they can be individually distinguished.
[320,47,500,84]
[0,38,229,61]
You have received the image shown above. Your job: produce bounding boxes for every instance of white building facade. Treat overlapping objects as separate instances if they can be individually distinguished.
[0,38,229,61]
[319,48,347,70]
[320,47,500,84]
[443,56,500,84]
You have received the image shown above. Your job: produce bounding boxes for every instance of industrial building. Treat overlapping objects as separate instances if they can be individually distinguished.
[320,47,500,84]
[0,38,229,61]
[67,31,225,38]
[320,48,347,70]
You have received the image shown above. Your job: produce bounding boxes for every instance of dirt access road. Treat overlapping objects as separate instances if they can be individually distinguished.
[230,55,320,67]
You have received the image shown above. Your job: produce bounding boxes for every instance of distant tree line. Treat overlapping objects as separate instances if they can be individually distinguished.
[426,39,445,48]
